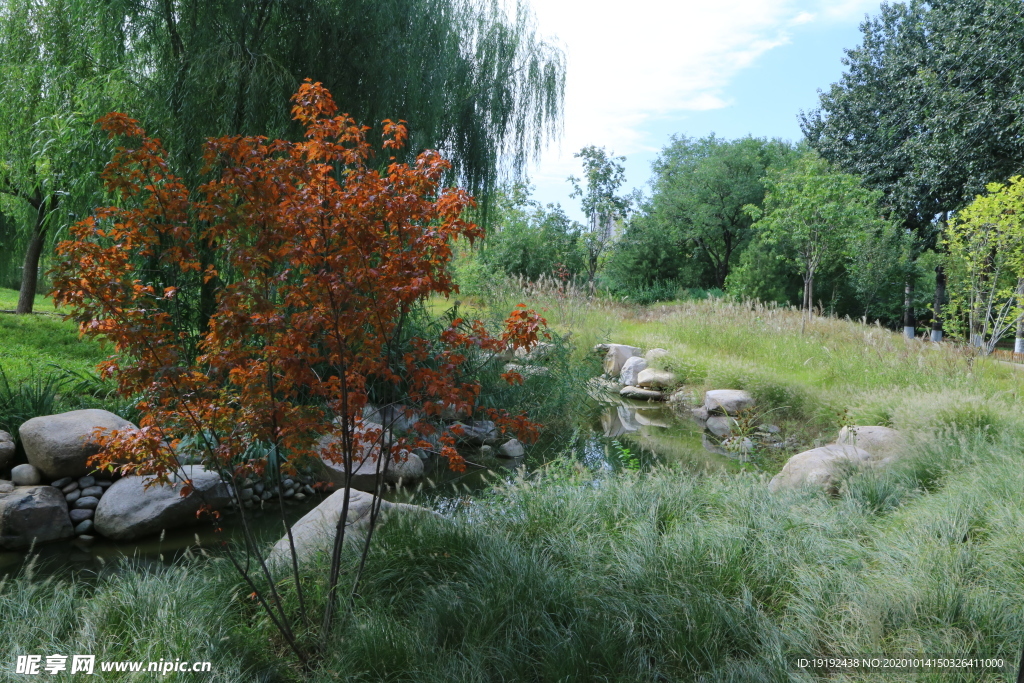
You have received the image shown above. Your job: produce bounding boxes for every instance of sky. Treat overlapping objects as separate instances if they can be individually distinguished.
[523,0,886,220]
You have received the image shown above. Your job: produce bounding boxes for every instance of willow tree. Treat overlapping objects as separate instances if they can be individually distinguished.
[0,0,124,313]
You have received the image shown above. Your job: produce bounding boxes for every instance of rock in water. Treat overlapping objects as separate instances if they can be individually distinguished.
[618,356,648,387]
[10,464,41,486]
[497,439,525,458]
[768,444,873,492]
[705,416,735,438]
[836,425,903,457]
[19,409,136,479]
[0,430,14,471]
[619,386,665,401]
[266,488,441,569]
[636,368,676,389]
[602,344,642,377]
[0,486,74,548]
[94,465,231,541]
[317,433,424,493]
[703,390,755,415]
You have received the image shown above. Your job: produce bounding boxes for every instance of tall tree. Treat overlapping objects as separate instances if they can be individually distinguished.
[0,0,122,313]
[801,0,1024,335]
[568,145,629,291]
[638,135,795,289]
[746,154,892,325]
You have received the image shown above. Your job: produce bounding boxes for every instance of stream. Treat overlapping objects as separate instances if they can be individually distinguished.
[2,390,737,579]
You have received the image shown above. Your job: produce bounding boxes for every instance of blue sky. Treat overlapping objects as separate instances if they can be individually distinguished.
[524,0,885,221]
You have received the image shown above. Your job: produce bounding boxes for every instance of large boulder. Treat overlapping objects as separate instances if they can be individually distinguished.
[267,488,440,568]
[618,356,648,386]
[0,430,14,472]
[768,444,873,492]
[704,390,755,415]
[637,368,676,389]
[620,386,665,401]
[836,425,903,457]
[93,465,231,541]
[19,409,135,480]
[602,344,642,377]
[0,485,74,548]
[317,432,424,493]
[645,348,670,364]
[10,464,40,486]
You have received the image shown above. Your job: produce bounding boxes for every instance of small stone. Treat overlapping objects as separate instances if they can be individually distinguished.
[480,445,494,456]
[70,508,94,523]
[706,416,735,438]
[78,476,96,488]
[298,475,311,485]
[75,496,100,509]
[691,407,709,421]
[497,439,525,458]
[283,489,295,498]
[302,485,315,496]
[75,519,95,535]
[0,480,13,494]
[65,490,81,503]
[81,485,103,498]
[61,482,79,494]
[11,464,42,486]
[294,492,306,501]
[254,483,265,494]
[51,477,73,489]
[619,386,666,401]
[282,478,294,488]
[97,480,112,489]
[240,488,254,501]
[77,534,95,542]
[261,490,273,501]
[243,500,254,509]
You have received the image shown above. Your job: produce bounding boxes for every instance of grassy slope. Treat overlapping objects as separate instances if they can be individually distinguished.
[2,290,1024,681]
[0,287,107,383]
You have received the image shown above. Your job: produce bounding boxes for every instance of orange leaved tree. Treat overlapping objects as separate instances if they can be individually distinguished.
[50,80,546,666]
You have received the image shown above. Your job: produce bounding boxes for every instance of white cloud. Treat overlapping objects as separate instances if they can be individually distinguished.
[524,0,879,209]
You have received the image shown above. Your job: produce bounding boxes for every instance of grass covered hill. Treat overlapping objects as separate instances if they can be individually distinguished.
[3,288,1024,681]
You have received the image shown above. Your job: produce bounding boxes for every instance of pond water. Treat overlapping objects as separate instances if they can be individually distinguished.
[3,389,737,580]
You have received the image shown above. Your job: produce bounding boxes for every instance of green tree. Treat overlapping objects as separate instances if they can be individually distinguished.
[638,135,796,289]
[0,0,122,313]
[568,146,630,290]
[479,184,584,281]
[746,154,892,323]
[943,176,1024,353]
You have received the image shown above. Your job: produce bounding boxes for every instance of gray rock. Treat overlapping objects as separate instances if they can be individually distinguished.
[294,493,306,501]
[77,534,95,542]
[261,490,273,501]
[705,416,735,438]
[497,439,525,458]
[11,464,41,486]
[618,356,648,387]
[254,483,265,494]
[836,425,904,457]
[51,477,73,489]
[240,488,254,501]
[503,362,550,378]
[93,465,231,541]
[768,444,874,492]
[0,486,74,548]
[690,407,709,422]
[81,486,103,498]
[0,430,14,472]
[97,480,112,489]
[602,344,642,377]
[515,341,555,361]
[619,386,665,401]
[65,490,80,504]
[19,410,135,479]
[636,368,676,389]
[74,519,94,535]
[61,482,79,494]
[75,496,100,510]
[704,389,755,415]
[282,478,294,488]
[69,508,94,523]
[302,485,315,496]
[266,488,441,569]
[451,421,498,446]
[78,476,96,488]
[480,445,494,456]
[0,480,13,494]
[317,432,424,493]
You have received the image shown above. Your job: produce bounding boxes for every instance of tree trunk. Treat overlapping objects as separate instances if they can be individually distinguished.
[1015,313,1024,356]
[931,265,945,342]
[15,210,46,314]
[903,281,915,339]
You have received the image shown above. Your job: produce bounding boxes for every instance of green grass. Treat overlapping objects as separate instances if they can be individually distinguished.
[3,282,1024,681]
[0,287,107,384]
